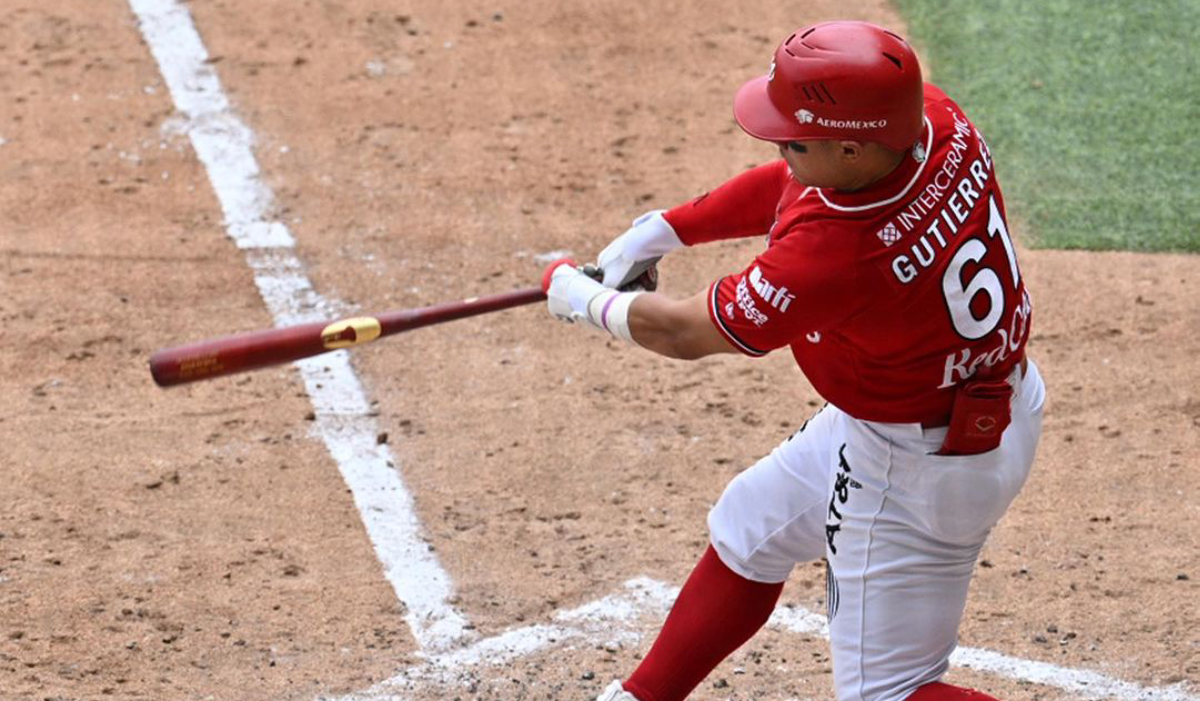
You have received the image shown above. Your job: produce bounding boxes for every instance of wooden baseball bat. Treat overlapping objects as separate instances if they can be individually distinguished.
[149,286,547,387]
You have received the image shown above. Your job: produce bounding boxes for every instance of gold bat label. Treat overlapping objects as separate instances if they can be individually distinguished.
[178,354,223,378]
[321,317,383,349]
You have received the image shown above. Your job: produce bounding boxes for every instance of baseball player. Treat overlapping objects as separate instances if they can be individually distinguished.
[543,20,1045,701]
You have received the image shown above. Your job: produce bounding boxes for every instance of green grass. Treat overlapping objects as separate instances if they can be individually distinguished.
[894,0,1199,251]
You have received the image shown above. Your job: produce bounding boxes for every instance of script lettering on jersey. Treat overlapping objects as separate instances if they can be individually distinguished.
[748,266,795,312]
[890,136,993,286]
[734,276,770,327]
[824,444,862,556]
[939,288,1032,388]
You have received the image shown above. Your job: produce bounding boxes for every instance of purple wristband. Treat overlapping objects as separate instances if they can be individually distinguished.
[598,292,619,332]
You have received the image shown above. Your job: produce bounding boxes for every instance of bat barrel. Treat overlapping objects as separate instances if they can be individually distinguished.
[149,321,329,387]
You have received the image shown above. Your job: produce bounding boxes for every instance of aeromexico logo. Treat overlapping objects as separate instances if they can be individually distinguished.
[794,108,887,131]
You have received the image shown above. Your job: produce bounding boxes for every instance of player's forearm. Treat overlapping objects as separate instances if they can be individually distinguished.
[665,161,789,245]
[628,291,736,360]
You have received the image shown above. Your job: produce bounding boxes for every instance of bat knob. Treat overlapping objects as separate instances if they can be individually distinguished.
[540,257,577,293]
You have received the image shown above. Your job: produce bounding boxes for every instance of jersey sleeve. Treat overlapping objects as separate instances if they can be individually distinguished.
[664,161,791,245]
[706,224,872,356]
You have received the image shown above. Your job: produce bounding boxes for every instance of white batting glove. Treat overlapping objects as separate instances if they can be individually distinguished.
[543,259,609,329]
[542,259,641,342]
[597,210,683,289]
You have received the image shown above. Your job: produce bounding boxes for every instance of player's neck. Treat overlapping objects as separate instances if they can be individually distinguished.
[834,146,907,193]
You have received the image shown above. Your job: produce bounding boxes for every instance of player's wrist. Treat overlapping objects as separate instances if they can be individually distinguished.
[585,289,642,343]
[625,210,683,257]
[598,210,683,288]
[545,260,643,343]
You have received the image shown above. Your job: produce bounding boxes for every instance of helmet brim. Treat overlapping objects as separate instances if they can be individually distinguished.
[733,76,805,143]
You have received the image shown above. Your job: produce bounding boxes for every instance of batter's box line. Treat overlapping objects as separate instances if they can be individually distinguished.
[130,0,474,654]
[320,578,1197,701]
[321,577,675,700]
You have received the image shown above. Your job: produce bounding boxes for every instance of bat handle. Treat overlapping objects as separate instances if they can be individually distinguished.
[378,287,546,334]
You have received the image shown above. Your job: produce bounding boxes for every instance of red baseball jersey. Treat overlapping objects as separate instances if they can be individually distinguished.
[665,84,1031,425]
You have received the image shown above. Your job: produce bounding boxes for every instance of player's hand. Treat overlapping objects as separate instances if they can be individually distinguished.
[597,210,683,289]
[542,259,609,329]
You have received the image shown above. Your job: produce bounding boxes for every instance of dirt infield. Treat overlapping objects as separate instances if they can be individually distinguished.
[1,1,1196,700]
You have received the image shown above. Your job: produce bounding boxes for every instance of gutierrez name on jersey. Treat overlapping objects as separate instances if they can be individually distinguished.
[876,112,1032,390]
[889,113,991,286]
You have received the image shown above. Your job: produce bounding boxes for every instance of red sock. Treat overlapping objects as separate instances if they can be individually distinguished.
[623,546,784,701]
[907,682,1001,701]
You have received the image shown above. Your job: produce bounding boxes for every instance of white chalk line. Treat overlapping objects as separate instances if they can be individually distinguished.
[327,578,1196,701]
[320,578,675,701]
[128,0,473,654]
[128,2,1199,700]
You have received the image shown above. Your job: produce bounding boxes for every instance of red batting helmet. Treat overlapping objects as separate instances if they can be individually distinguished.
[733,21,924,151]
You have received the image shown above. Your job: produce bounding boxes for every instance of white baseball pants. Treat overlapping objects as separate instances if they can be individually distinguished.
[708,362,1046,701]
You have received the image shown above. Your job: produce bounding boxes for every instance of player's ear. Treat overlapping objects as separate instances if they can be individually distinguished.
[838,140,865,160]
